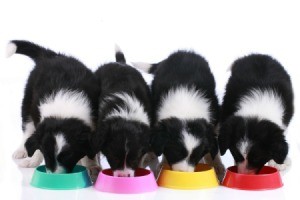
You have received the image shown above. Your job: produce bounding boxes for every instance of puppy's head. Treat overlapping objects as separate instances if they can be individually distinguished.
[25,118,95,173]
[218,116,288,174]
[93,118,150,177]
[151,118,218,172]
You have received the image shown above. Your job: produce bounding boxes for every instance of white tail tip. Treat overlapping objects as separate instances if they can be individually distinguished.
[6,42,17,58]
[131,62,152,72]
[115,44,122,53]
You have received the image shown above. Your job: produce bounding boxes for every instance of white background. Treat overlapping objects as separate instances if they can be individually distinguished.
[0,0,299,199]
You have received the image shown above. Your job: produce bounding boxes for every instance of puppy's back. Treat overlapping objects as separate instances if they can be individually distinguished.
[223,54,294,125]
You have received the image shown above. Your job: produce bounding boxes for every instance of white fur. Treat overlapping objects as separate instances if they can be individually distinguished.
[158,86,211,122]
[238,138,252,157]
[39,89,93,128]
[182,130,200,154]
[115,44,122,53]
[172,160,194,172]
[6,42,17,58]
[105,93,150,125]
[18,149,43,168]
[47,165,66,173]
[46,134,68,173]
[268,157,291,171]
[172,130,201,172]
[235,89,285,129]
[55,134,67,155]
[131,62,152,73]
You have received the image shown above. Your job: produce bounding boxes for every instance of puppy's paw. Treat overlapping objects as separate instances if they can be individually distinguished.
[268,158,291,171]
[88,166,102,183]
[12,148,27,159]
[17,150,43,168]
[18,157,42,168]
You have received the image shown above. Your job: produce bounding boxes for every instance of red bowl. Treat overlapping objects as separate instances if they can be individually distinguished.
[222,166,283,190]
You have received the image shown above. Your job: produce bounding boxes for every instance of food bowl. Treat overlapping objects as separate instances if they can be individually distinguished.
[94,168,158,194]
[157,164,219,190]
[222,166,283,190]
[30,165,92,190]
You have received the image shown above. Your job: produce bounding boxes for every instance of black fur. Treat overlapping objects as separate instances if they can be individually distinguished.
[219,54,293,172]
[12,40,99,172]
[149,50,219,170]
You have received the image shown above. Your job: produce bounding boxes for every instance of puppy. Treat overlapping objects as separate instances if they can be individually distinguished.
[218,54,294,174]
[92,47,152,177]
[9,40,99,173]
[134,51,225,180]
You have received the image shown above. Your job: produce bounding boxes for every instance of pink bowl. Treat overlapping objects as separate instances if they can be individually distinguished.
[94,168,158,194]
[222,166,283,190]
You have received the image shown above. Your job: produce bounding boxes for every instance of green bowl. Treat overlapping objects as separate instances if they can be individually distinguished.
[30,165,92,190]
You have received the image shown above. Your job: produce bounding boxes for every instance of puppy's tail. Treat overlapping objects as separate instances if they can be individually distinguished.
[115,44,126,64]
[6,40,58,62]
[131,62,159,74]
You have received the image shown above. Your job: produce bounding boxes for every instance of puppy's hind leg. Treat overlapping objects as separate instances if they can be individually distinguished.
[140,152,161,178]
[12,120,35,159]
[204,152,226,182]
[14,80,35,160]
[81,155,102,183]
[139,152,167,178]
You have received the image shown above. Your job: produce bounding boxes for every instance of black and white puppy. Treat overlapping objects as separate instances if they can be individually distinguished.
[134,51,225,178]
[219,54,294,174]
[92,47,152,177]
[9,40,99,173]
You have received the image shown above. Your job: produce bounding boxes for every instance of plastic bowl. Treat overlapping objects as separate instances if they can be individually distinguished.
[157,164,219,190]
[94,168,157,194]
[222,166,283,190]
[31,165,92,190]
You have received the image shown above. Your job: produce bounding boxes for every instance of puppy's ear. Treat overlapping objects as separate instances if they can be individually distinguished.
[269,126,288,164]
[25,133,41,157]
[150,118,181,156]
[206,124,218,160]
[83,132,96,159]
[218,116,244,155]
[150,123,168,156]
[271,140,288,164]
[90,121,110,154]
[141,126,152,154]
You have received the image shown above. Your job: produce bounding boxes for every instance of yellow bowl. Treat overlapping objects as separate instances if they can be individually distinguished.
[157,164,219,190]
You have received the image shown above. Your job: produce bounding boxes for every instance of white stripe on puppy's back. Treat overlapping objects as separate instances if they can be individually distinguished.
[235,89,285,129]
[39,89,92,128]
[158,86,211,122]
[105,93,150,125]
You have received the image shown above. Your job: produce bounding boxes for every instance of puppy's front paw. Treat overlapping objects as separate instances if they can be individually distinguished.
[17,150,43,168]
[268,158,291,171]
[12,148,27,159]
[18,157,42,168]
